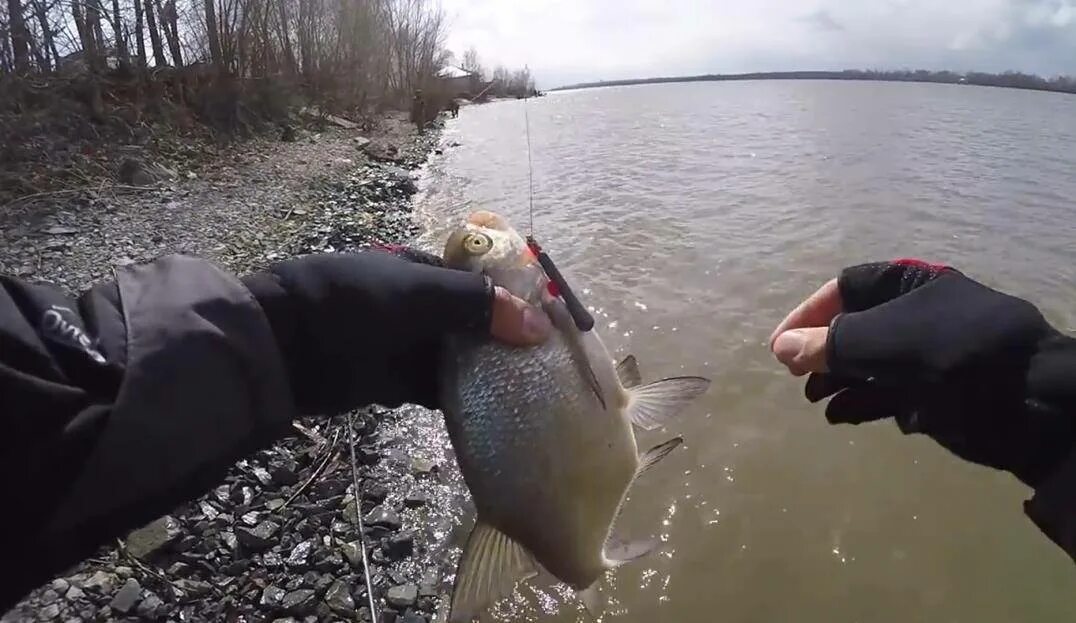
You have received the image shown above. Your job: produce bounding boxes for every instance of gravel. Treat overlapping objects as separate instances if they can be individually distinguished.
[1,111,459,623]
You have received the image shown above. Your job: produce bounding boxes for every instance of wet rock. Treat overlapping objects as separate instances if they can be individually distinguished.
[124,515,183,559]
[173,579,212,598]
[266,498,285,511]
[199,501,220,520]
[287,539,315,568]
[385,584,418,608]
[252,465,274,486]
[166,561,194,577]
[221,530,238,550]
[109,578,141,613]
[137,591,163,618]
[398,613,427,623]
[260,585,286,610]
[82,570,116,594]
[365,505,402,530]
[403,492,427,509]
[237,520,281,550]
[363,483,389,503]
[313,551,345,573]
[410,458,437,477]
[358,446,381,465]
[282,589,317,616]
[324,579,354,615]
[38,603,60,620]
[383,531,414,561]
[241,511,261,526]
[270,460,299,485]
[341,540,364,569]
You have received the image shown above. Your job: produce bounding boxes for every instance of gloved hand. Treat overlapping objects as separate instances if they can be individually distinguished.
[770,259,1076,488]
[242,247,552,416]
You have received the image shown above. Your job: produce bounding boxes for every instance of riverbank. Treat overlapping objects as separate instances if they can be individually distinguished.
[1,110,461,623]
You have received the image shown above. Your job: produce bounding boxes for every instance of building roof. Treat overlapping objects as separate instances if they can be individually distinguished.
[439,66,475,79]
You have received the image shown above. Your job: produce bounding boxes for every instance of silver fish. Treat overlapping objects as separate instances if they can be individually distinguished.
[438,210,711,622]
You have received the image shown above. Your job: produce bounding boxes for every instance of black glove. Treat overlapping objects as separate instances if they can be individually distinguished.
[242,248,495,415]
[806,260,1076,488]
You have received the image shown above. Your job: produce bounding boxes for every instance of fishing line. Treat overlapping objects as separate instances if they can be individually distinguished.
[345,412,379,621]
[524,94,536,237]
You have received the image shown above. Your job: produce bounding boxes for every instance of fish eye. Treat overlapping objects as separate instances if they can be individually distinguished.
[462,232,493,255]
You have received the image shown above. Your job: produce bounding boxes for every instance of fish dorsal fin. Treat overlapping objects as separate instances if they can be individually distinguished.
[576,582,606,619]
[448,520,537,623]
[626,376,711,430]
[615,355,642,388]
[637,436,683,477]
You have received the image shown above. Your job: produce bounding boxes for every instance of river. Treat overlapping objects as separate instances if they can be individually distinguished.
[408,80,1076,622]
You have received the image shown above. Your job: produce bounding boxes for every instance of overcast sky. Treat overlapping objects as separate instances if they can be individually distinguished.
[439,0,1076,88]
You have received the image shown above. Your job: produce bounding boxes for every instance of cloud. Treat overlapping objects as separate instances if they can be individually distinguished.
[798,9,845,32]
[440,0,1076,88]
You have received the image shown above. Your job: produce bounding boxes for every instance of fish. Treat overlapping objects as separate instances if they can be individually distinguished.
[437,210,711,622]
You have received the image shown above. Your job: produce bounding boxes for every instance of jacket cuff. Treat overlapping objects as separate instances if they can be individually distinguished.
[1025,448,1076,563]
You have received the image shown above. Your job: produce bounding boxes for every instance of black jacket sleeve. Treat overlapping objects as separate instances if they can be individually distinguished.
[0,250,497,611]
[0,255,296,611]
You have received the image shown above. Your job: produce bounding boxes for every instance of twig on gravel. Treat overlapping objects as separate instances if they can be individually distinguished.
[279,425,341,511]
[291,421,328,446]
[2,188,81,209]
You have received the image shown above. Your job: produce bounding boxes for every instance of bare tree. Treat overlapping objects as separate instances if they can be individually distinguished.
[7,0,30,73]
[132,0,145,68]
[143,0,162,65]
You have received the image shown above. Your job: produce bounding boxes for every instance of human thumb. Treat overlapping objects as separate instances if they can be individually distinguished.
[772,327,829,376]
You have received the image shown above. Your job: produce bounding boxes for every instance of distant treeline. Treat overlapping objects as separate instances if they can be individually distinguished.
[553,69,1076,96]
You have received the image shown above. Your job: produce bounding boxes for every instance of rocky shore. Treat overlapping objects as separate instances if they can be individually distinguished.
[1,111,468,623]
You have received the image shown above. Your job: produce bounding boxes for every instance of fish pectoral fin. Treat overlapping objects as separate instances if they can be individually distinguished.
[626,376,711,430]
[448,520,537,623]
[605,536,658,565]
[615,354,642,388]
[637,436,683,477]
[576,582,606,620]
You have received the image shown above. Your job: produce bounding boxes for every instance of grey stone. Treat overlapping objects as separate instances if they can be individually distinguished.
[341,540,364,569]
[324,579,355,615]
[125,515,183,559]
[287,539,315,568]
[362,484,388,503]
[398,613,427,623]
[43,226,78,235]
[266,498,286,511]
[38,604,60,620]
[237,520,281,550]
[49,579,69,593]
[136,591,163,618]
[364,505,401,530]
[282,589,317,616]
[260,585,286,610]
[403,492,427,509]
[383,531,414,561]
[82,570,116,594]
[173,579,212,597]
[252,465,274,486]
[410,458,437,477]
[385,584,418,608]
[109,578,141,613]
[64,586,84,601]
[39,589,58,605]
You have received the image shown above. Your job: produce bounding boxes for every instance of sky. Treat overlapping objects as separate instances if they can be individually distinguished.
[438,0,1076,88]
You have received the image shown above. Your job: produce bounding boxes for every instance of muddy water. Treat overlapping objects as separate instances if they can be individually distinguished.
[407,80,1076,622]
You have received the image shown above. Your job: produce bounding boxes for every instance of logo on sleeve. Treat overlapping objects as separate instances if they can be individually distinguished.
[41,305,107,364]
